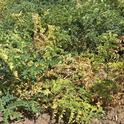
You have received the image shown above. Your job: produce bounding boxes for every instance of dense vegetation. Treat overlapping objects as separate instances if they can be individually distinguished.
[0,0,124,124]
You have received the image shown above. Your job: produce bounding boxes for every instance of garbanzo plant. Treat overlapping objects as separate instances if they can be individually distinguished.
[0,0,124,124]
[11,82,43,100]
[49,79,104,124]
[0,91,39,124]
[44,55,94,89]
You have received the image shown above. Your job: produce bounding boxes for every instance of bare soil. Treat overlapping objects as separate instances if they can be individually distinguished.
[91,105,124,124]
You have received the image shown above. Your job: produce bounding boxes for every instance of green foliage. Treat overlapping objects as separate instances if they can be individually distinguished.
[0,92,39,124]
[91,80,118,105]
[40,1,124,52]
[50,79,103,123]
[0,0,124,124]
